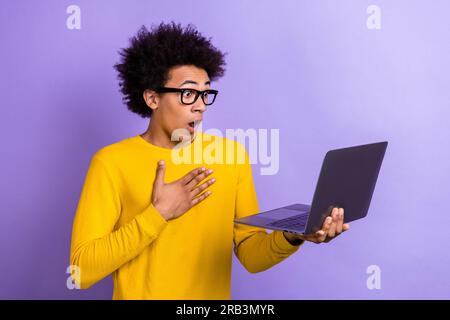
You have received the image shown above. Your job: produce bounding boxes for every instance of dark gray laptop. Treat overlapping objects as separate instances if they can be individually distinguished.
[234,141,388,234]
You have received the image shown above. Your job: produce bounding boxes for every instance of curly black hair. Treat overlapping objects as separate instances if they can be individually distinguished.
[113,22,227,118]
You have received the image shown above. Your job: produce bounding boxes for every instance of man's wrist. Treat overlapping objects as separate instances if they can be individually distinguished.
[152,202,172,221]
[283,231,304,246]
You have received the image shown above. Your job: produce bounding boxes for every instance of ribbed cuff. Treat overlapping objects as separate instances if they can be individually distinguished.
[135,203,168,238]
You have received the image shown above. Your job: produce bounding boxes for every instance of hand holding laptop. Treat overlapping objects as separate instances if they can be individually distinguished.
[283,207,350,244]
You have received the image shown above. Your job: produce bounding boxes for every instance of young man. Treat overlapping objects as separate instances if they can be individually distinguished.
[70,22,349,299]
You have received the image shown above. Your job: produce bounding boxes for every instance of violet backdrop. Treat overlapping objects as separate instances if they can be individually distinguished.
[0,0,449,299]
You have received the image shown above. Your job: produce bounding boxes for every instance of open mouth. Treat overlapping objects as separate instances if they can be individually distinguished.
[188,120,201,131]
[187,121,197,134]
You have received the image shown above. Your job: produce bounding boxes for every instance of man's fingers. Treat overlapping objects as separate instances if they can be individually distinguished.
[336,207,344,234]
[191,190,212,206]
[304,209,349,244]
[312,216,332,243]
[190,178,216,197]
[323,215,333,233]
[153,160,166,188]
[315,230,326,243]
[328,207,339,238]
[182,167,206,185]
[186,168,214,190]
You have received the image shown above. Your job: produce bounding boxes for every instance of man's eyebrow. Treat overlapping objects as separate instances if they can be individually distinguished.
[179,80,211,86]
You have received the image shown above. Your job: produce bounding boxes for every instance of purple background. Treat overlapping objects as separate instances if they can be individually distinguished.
[1,0,449,299]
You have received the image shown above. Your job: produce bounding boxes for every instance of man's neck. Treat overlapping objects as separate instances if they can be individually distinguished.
[140,122,193,150]
[140,130,176,150]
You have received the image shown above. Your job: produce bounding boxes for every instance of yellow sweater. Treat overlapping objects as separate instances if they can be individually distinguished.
[70,132,301,299]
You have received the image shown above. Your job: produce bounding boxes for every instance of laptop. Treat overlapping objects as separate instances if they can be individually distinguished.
[234,141,388,234]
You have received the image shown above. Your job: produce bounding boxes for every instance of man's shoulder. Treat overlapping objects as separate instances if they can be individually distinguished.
[92,135,137,164]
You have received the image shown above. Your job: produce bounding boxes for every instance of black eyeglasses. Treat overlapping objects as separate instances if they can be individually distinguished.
[156,87,219,106]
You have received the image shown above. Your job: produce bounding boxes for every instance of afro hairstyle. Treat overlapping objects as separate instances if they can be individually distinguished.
[113,22,226,118]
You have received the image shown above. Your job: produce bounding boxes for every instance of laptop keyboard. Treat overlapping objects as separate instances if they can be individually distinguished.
[267,213,309,229]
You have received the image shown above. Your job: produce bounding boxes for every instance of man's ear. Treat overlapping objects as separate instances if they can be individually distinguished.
[143,89,159,111]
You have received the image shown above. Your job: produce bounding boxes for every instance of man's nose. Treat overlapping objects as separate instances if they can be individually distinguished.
[192,99,207,113]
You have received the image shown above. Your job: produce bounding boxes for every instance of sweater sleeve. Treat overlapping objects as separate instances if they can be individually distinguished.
[69,154,168,289]
[232,143,303,273]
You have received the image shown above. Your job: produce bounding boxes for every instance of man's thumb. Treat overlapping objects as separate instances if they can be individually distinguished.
[154,160,166,187]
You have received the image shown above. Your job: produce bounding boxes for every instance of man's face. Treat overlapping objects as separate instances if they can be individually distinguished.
[153,65,211,141]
